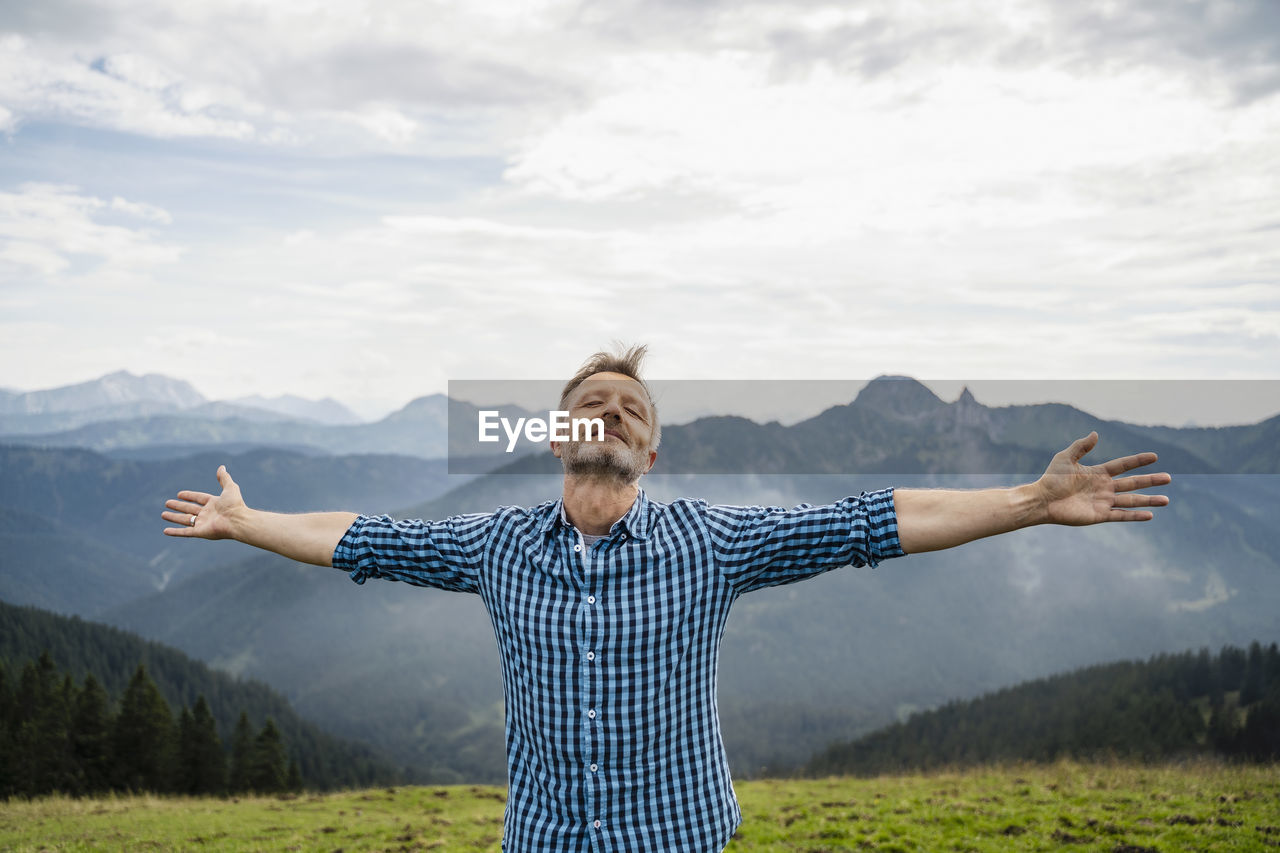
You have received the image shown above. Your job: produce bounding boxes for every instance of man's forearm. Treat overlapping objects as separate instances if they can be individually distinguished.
[229,507,360,567]
[893,484,1047,554]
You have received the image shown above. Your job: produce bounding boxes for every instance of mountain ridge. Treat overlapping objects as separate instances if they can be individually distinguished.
[0,371,205,415]
[6,379,1279,782]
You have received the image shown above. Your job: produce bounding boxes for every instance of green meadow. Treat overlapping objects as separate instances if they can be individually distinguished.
[2,761,1277,852]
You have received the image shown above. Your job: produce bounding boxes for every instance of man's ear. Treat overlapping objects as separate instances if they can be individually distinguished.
[645,450,657,473]
[551,440,563,459]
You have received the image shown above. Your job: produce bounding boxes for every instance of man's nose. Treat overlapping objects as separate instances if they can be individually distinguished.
[600,396,623,418]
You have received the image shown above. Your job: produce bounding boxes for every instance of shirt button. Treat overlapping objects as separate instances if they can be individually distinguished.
[620,533,626,539]
[587,595,596,605]
[590,763,598,772]
[574,543,582,552]
[587,709,596,719]
[593,820,602,829]
[586,651,595,661]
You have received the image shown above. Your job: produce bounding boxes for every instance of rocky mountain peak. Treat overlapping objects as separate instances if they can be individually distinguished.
[852,375,946,418]
[0,371,206,415]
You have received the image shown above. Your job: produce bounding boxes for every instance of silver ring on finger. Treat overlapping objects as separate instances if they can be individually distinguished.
[190,515,197,526]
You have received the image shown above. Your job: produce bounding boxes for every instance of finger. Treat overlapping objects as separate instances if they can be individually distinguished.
[1068,431,1098,463]
[1108,508,1155,522]
[1112,493,1169,508]
[176,490,213,504]
[161,515,197,535]
[161,510,200,527]
[165,498,204,514]
[216,465,234,489]
[1112,472,1172,492]
[1102,452,1159,477]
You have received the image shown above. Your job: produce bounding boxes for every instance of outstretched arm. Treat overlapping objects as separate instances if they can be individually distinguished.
[894,432,1171,554]
[161,466,357,567]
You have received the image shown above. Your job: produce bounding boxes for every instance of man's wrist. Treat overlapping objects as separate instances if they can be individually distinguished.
[1011,482,1049,529]
[224,504,256,543]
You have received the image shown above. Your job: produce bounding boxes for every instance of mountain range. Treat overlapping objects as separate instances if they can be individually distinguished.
[0,371,360,434]
[2,372,1277,782]
[0,371,550,464]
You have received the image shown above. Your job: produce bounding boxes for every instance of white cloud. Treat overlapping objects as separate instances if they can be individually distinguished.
[505,53,1276,235]
[98,52,180,92]
[0,240,68,276]
[0,2,578,151]
[110,196,172,224]
[345,106,417,144]
[0,183,181,276]
[0,36,257,140]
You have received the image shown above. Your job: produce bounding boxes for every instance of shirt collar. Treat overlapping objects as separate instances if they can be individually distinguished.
[540,487,651,541]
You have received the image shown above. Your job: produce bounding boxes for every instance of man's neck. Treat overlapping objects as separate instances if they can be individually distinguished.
[561,475,639,536]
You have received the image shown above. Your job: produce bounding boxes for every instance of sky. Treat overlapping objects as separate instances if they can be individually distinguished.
[1,0,1278,423]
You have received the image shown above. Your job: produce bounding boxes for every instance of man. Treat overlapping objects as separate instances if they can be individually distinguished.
[162,345,1171,852]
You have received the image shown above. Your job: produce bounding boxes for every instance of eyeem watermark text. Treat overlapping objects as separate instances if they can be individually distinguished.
[479,411,606,452]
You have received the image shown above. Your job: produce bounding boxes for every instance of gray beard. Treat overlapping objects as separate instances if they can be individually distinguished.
[561,438,649,485]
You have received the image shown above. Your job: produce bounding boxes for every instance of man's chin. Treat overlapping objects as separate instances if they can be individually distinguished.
[562,443,647,483]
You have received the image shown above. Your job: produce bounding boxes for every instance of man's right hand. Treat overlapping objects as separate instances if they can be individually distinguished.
[162,465,244,540]
[161,465,357,566]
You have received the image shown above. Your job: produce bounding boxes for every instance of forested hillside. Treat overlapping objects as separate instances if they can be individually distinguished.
[807,642,1280,777]
[0,601,403,794]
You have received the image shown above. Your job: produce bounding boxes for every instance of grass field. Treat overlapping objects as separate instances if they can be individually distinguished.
[2,761,1277,851]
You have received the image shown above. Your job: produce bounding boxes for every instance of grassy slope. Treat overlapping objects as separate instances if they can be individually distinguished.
[1,762,1277,852]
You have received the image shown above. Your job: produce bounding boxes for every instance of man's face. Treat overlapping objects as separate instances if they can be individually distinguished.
[552,372,657,483]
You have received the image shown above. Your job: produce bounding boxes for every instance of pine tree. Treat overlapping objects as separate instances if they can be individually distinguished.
[1209,658,1226,709]
[1241,642,1266,705]
[1219,645,1248,692]
[1208,702,1239,753]
[1266,644,1280,696]
[1239,695,1280,760]
[1190,648,1213,697]
[176,707,198,794]
[112,664,175,792]
[0,660,10,722]
[286,758,303,792]
[9,660,41,796]
[0,661,13,798]
[229,711,255,794]
[12,653,77,795]
[177,697,226,795]
[248,718,288,793]
[71,674,113,794]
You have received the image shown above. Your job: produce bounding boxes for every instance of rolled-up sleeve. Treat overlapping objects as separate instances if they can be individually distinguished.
[331,512,494,594]
[703,487,904,595]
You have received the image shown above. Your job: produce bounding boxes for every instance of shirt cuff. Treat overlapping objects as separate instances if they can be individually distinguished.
[860,487,905,568]
[331,514,374,584]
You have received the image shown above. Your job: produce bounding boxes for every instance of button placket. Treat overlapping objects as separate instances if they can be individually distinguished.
[572,525,601,833]
[578,527,606,835]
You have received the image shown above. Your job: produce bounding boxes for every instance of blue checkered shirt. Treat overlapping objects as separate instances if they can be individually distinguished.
[333,487,903,852]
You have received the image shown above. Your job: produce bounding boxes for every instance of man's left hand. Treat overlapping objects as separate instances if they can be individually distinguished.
[1036,431,1171,526]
